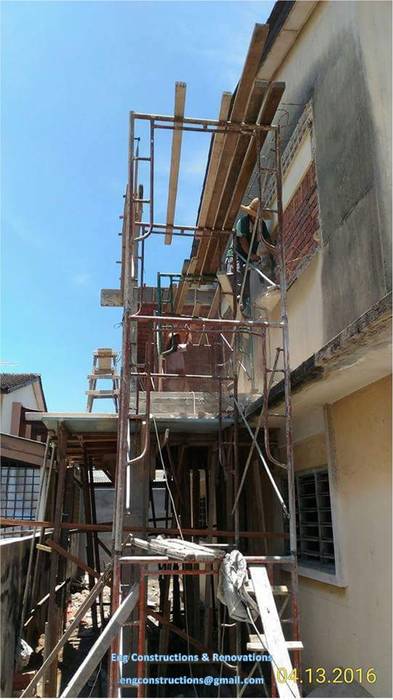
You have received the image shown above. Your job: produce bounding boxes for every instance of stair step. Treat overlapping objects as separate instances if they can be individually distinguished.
[247,634,303,652]
[88,373,119,380]
[245,582,289,596]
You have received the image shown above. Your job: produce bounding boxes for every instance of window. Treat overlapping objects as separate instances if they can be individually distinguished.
[0,461,41,537]
[198,496,207,529]
[295,468,335,573]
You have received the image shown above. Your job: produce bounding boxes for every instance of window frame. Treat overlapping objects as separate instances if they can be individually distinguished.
[0,460,41,537]
[295,466,336,573]
[282,406,347,587]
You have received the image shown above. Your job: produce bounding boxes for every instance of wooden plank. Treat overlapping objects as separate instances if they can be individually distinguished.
[165,82,186,244]
[173,91,231,311]
[214,80,269,231]
[217,272,234,314]
[10,401,23,435]
[249,566,300,698]
[207,82,285,274]
[60,584,139,698]
[198,92,232,229]
[100,289,122,307]
[25,580,68,620]
[0,518,289,540]
[157,571,171,677]
[194,25,268,276]
[0,433,45,467]
[247,634,303,652]
[223,82,285,232]
[45,424,68,698]
[21,572,109,698]
[207,286,220,319]
[231,24,269,122]
[217,271,234,296]
[36,544,52,553]
[272,585,289,595]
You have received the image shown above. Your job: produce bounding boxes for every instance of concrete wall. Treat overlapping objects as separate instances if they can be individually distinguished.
[0,533,58,696]
[253,0,392,373]
[293,376,392,697]
[93,487,115,565]
[92,485,168,566]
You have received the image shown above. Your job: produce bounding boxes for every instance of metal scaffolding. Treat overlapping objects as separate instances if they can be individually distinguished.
[107,102,300,697]
[1,57,302,698]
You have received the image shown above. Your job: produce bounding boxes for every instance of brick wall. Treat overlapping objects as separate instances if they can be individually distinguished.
[281,160,320,285]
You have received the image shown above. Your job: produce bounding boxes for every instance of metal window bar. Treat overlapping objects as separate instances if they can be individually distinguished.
[0,463,41,537]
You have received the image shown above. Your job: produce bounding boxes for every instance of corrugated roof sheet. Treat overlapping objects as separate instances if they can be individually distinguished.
[0,373,41,393]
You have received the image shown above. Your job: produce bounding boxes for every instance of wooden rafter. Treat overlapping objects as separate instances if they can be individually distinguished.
[165,81,186,245]
[173,90,231,312]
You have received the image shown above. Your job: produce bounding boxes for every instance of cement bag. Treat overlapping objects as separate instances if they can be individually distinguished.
[217,550,259,622]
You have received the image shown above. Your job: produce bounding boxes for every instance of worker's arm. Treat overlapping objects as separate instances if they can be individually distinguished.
[236,216,260,261]
[161,336,178,357]
[239,236,259,261]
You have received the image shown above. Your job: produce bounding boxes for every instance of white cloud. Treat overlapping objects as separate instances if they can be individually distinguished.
[5,214,45,251]
[71,272,92,287]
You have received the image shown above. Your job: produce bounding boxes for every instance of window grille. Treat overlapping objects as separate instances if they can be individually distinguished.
[283,467,335,573]
[296,468,335,572]
[198,496,207,529]
[0,461,41,537]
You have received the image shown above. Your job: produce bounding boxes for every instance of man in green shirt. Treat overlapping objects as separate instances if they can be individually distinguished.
[225,197,275,316]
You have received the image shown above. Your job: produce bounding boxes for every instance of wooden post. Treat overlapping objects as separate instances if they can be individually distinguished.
[88,461,105,625]
[45,423,68,698]
[249,567,300,699]
[205,448,217,648]
[157,565,171,678]
[60,585,139,698]
[165,82,186,245]
[10,401,23,435]
[21,571,110,698]
[81,457,99,630]
[121,427,150,686]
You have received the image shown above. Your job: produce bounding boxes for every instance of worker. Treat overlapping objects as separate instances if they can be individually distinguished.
[161,331,192,390]
[161,331,192,358]
[225,197,275,316]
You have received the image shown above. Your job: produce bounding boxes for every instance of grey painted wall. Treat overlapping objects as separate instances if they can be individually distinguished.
[312,28,391,339]
[93,486,168,566]
[254,1,392,345]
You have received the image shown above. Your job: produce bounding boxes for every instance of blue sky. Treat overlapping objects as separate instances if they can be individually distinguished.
[1,0,274,412]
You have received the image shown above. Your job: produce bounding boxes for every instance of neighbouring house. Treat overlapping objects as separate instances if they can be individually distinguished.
[202,1,391,695]
[175,1,392,696]
[0,373,48,535]
[0,373,49,696]
[249,5,392,696]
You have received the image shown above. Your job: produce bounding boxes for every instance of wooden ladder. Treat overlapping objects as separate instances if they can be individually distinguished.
[248,566,302,699]
[86,348,120,412]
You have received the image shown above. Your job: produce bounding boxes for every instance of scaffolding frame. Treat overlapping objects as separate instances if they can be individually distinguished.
[108,107,300,697]
[0,100,301,699]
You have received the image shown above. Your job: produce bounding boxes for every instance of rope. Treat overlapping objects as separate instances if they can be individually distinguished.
[152,417,183,539]
[152,418,198,696]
